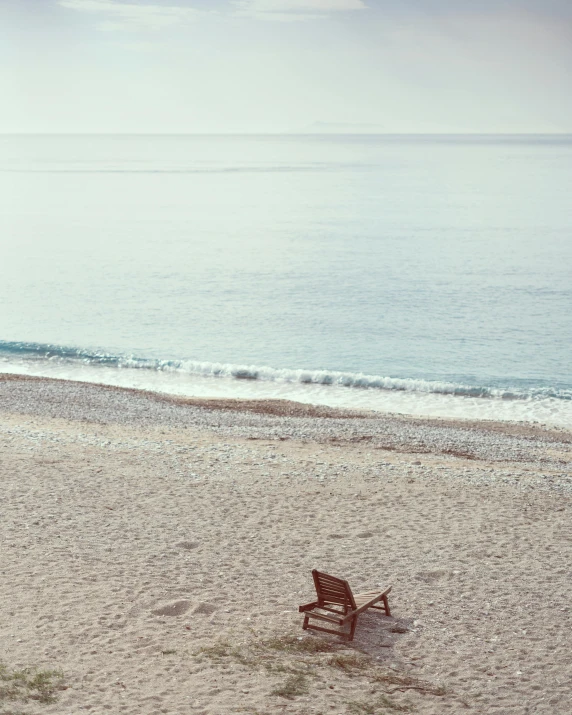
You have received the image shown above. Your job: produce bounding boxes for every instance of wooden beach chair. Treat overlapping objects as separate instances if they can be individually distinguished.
[299,569,392,641]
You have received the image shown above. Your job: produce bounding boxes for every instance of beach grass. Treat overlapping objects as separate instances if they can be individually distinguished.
[194,632,446,709]
[0,662,66,706]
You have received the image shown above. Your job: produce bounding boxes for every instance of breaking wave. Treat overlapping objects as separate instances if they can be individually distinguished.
[1,341,570,402]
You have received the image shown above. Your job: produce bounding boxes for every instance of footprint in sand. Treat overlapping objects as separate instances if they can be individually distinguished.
[176,541,200,550]
[152,600,191,617]
[192,602,217,615]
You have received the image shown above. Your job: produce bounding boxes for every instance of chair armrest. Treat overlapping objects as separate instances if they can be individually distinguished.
[299,601,318,613]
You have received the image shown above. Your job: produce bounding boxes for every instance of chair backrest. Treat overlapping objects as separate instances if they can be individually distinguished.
[312,569,356,610]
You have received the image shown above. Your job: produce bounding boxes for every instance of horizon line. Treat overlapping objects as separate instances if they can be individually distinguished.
[1,131,572,137]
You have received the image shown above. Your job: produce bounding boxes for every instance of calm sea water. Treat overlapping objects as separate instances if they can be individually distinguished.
[1,134,571,425]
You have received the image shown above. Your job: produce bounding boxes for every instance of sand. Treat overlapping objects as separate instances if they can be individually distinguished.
[1,374,571,715]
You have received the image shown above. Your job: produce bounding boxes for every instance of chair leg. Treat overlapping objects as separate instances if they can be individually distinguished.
[348,615,358,641]
[382,594,391,616]
[302,615,309,630]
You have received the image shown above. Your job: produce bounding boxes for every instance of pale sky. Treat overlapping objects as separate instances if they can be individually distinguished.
[2,0,571,133]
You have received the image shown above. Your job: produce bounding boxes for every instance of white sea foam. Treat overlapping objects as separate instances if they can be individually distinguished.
[2,352,571,429]
[2,343,570,400]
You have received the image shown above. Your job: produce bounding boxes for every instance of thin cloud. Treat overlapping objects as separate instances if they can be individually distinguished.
[58,0,206,31]
[232,0,368,21]
[58,0,366,29]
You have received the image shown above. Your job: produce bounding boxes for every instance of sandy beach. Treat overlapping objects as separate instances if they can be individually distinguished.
[1,373,571,715]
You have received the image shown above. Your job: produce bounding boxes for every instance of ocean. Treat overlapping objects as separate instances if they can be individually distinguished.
[1,133,571,426]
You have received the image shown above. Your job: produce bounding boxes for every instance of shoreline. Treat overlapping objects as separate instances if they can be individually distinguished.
[3,363,572,430]
[1,374,572,713]
[2,370,572,435]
